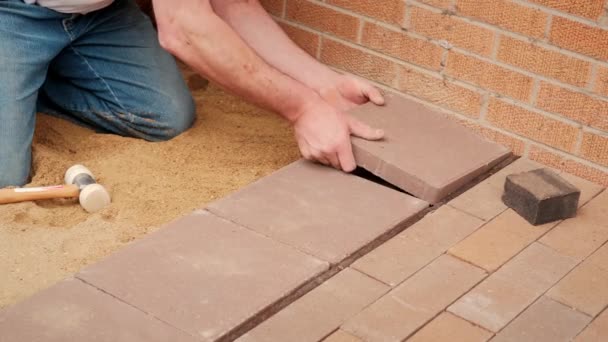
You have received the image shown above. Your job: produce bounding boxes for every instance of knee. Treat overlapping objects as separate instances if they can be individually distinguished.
[146,92,196,141]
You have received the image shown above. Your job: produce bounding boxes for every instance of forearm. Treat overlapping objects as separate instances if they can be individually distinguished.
[152,0,318,122]
[210,0,339,92]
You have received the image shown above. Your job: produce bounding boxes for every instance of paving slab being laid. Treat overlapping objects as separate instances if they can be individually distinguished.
[76,210,328,342]
[208,160,429,264]
[0,278,197,342]
[349,94,511,203]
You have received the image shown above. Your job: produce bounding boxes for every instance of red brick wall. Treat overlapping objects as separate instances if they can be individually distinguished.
[262,0,608,186]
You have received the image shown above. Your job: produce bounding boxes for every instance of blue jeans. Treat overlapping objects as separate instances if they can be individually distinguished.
[0,0,195,188]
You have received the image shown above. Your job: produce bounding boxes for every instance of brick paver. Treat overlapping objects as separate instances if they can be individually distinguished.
[448,209,558,272]
[449,243,577,332]
[492,296,591,342]
[344,255,486,341]
[322,329,363,342]
[349,94,511,203]
[352,205,484,286]
[548,243,608,316]
[540,190,608,260]
[77,210,328,342]
[0,278,196,342]
[208,160,428,264]
[407,312,492,342]
[575,308,608,341]
[237,268,387,342]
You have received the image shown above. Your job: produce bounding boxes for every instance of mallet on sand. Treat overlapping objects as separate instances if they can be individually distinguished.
[0,164,111,213]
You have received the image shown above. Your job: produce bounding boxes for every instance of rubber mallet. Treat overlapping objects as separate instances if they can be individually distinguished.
[0,164,111,213]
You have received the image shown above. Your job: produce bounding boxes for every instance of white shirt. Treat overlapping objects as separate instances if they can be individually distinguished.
[23,0,114,14]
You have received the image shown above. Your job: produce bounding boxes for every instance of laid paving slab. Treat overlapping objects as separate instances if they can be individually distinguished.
[0,278,196,342]
[492,296,591,342]
[349,94,511,203]
[448,209,559,272]
[77,210,328,342]
[208,160,428,264]
[540,190,608,260]
[548,243,608,316]
[237,268,388,342]
[407,312,492,342]
[322,330,364,342]
[449,243,578,332]
[343,255,486,341]
[575,308,608,341]
[352,205,484,286]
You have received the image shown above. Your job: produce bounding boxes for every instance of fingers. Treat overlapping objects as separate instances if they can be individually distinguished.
[362,83,385,106]
[349,117,384,141]
[337,142,357,172]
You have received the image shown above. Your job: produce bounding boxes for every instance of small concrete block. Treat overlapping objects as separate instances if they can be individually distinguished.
[492,296,591,342]
[502,168,580,225]
[77,210,328,342]
[208,160,428,264]
[575,307,608,341]
[0,278,197,342]
[349,94,511,203]
[408,312,492,342]
[322,330,364,342]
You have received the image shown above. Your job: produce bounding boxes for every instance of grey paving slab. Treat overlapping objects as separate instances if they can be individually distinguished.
[0,278,196,342]
[77,210,328,342]
[349,94,511,203]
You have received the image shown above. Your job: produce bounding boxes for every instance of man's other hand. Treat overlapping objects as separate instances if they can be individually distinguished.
[319,74,385,112]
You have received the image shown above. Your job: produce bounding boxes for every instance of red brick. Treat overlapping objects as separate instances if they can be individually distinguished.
[547,258,608,316]
[349,94,511,203]
[498,37,591,87]
[529,145,608,187]
[408,312,492,342]
[449,158,543,221]
[456,0,548,38]
[487,99,580,152]
[536,82,608,131]
[278,22,319,57]
[576,308,608,341]
[540,190,608,260]
[398,67,483,117]
[457,119,527,155]
[361,22,444,70]
[492,296,591,342]
[449,209,558,271]
[595,66,608,97]
[409,6,495,56]
[208,160,427,263]
[286,0,360,41]
[418,0,452,9]
[449,243,578,332]
[549,16,608,61]
[260,0,284,16]
[529,0,605,20]
[0,279,197,342]
[446,52,533,101]
[320,39,397,86]
[327,0,405,25]
[238,269,388,342]
[345,255,486,341]
[352,205,484,286]
[580,132,608,167]
[77,210,328,341]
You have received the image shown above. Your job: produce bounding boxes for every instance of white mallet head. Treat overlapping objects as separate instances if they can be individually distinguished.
[64,164,111,213]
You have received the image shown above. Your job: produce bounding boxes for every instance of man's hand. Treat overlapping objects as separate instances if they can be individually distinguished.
[319,74,385,112]
[292,99,384,172]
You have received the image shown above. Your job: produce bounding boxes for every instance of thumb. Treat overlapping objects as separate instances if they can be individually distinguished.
[349,117,384,141]
[362,84,385,106]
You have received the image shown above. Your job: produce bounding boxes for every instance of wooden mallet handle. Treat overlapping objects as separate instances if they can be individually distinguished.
[0,185,80,205]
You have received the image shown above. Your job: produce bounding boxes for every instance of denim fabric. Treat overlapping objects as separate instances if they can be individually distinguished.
[0,0,195,187]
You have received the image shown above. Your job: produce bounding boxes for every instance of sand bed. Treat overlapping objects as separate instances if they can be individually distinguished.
[0,79,300,308]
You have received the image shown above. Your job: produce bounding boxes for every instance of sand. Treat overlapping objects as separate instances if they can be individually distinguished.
[0,73,300,308]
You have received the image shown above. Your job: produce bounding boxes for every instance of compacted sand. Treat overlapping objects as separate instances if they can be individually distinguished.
[0,73,300,308]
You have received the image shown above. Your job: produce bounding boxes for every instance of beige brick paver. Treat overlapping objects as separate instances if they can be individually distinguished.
[352,205,484,286]
[322,329,364,342]
[449,209,557,272]
[492,296,591,342]
[449,243,577,332]
[540,190,608,260]
[576,308,608,341]
[237,268,388,342]
[344,255,486,341]
[407,312,492,342]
